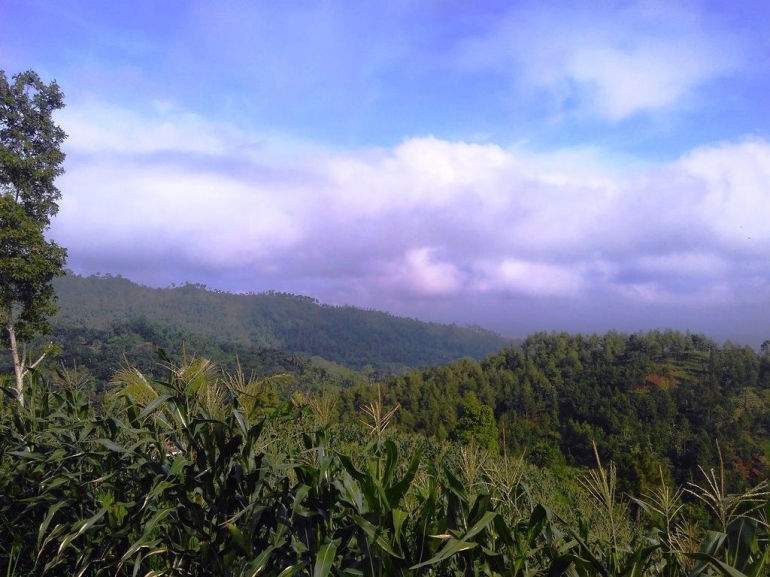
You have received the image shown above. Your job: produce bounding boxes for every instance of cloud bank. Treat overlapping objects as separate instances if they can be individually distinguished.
[51,101,770,339]
[8,0,765,340]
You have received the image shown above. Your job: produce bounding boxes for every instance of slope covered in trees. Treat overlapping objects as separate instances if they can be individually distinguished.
[20,319,368,401]
[339,330,770,494]
[50,273,512,372]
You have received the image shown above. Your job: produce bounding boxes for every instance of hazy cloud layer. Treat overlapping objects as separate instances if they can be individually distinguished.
[51,101,770,339]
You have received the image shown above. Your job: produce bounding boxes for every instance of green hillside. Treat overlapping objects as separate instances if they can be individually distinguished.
[50,273,513,372]
[338,330,770,493]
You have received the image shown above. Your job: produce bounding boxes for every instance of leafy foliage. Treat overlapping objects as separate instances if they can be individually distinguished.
[2,355,770,576]
[0,69,66,224]
[340,330,770,494]
[0,69,68,403]
[0,196,66,343]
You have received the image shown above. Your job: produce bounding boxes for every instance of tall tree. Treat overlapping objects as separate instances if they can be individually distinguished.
[1,70,67,404]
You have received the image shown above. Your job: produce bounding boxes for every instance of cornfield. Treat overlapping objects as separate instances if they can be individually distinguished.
[1,357,768,576]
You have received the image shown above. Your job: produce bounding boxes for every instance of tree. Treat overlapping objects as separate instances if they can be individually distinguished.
[452,394,499,454]
[1,70,67,404]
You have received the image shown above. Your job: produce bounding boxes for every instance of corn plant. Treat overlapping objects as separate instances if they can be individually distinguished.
[4,356,770,576]
[683,448,770,577]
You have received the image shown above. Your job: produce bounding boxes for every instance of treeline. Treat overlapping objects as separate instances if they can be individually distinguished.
[51,273,512,371]
[339,330,770,495]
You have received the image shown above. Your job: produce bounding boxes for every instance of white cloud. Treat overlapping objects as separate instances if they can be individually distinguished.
[324,137,513,216]
[635,252,729,278]
[390,248,463,296]
[58,100,251,157]
[51,100,770,311]
[568,38,733,120]
[473,259,586,298]
[679,139,770,245]
[455,2,743,120]
[54,160,303,268]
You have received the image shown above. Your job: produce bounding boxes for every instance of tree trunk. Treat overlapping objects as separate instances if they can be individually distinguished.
[6,310,24,405]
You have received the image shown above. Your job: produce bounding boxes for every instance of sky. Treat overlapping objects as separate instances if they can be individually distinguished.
[3,0,770,343]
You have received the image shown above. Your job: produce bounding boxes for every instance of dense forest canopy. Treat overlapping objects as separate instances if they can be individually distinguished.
[338,330,770,495]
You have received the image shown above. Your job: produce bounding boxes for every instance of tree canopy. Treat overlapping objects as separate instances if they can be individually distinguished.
[0,69,67,403]
[339,330,770,494]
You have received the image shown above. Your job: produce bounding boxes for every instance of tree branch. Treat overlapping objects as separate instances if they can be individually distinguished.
[26,346,50,371]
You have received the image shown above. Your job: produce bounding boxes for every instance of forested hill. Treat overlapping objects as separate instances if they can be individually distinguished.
[51,273,512,371]
[338,330,770,494]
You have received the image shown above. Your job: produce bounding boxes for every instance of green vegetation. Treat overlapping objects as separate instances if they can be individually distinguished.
[15,318,369,401]
[2,356,770,576]
[3,67,770,575]
[50,273,512,372]
[10,311,770,499]
[5,270,770,575]
[339,330,770,495]
[0,70,68,404]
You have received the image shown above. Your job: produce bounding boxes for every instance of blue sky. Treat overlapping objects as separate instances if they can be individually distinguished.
[4,0,770,342]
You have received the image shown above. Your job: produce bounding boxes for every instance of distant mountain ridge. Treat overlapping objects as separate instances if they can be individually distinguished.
[52,274,513,371]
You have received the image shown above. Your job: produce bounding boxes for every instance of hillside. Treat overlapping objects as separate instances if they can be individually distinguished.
[338,330,770,493]
[50,273,513,372]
